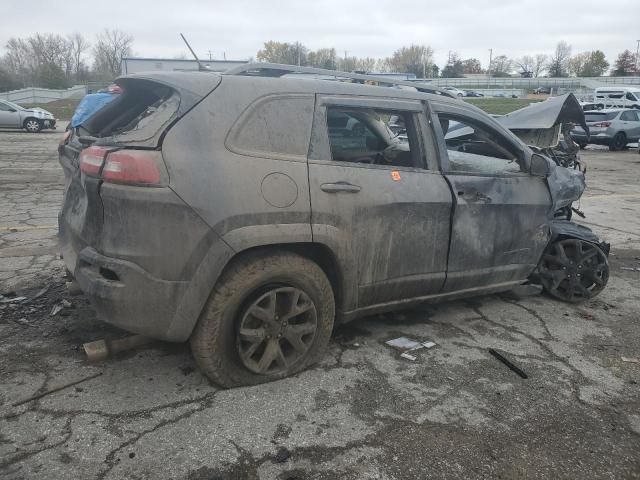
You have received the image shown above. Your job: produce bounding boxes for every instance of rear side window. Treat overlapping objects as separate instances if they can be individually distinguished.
[620,111,639,121]
[585,112,618,122]
[227,94,314,160]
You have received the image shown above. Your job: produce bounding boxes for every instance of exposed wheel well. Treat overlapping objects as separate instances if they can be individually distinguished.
[222,243,344,314]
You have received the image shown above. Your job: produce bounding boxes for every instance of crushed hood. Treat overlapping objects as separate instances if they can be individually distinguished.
[496,94,588,148]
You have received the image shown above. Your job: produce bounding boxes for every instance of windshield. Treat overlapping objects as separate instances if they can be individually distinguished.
[585,112,618,122]
[2,100,23,110]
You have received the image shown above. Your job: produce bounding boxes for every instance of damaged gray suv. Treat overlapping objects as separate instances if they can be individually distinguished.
[58,64,609,387]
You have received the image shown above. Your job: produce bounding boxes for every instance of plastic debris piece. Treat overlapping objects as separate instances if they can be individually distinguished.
[422,341,437,349]
[400,352,417,361]
[621,356,640,364]
[1,296,27,304]
[489,348,528,379]
[50,304,63,316]
[385,337,423,350]
[33,286,49,299]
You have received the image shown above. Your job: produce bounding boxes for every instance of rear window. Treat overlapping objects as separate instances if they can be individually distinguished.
[585,112,618,122]
[81,80,179,144]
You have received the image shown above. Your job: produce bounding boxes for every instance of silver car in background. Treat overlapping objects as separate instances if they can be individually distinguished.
[0,99,57,132]
[570,108,640,151]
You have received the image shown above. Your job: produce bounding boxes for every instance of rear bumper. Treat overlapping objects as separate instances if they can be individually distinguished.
[73,247,190,341]
[570,131,612,145]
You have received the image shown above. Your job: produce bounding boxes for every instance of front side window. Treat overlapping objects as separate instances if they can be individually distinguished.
[0,102,15,112]
[626,92,637,101]
[325,107,419,168]
[438,114,522,175]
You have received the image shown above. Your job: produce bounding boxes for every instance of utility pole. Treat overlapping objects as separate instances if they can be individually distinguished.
[297,42,301,66]
[487,48,493,90]
[636,40,640,74]
[208,50,213,61]
[422,49,426,79]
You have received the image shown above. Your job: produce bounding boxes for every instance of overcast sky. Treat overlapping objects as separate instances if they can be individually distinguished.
[3,0,638,68]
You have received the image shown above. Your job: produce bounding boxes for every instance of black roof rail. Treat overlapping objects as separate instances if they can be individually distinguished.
[223,62,456,98]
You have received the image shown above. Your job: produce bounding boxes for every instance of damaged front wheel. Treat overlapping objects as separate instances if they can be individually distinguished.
[537,239,609,303]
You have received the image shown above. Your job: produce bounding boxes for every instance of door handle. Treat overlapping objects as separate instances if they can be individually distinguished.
[321,182,361,193]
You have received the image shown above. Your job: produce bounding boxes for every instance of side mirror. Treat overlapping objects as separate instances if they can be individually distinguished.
[530,153,550,177]
[8,108,16,112]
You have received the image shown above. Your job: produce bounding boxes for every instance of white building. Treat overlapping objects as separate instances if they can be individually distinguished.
[120,57,249,75]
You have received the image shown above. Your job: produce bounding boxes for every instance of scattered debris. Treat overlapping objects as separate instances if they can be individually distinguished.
[50,304,63,316]
[620,267,640,272]
[400,352,417,361]
[386,337,423,350]
[274,447,290,463]
[10,317,34,328]
[33,286,49,299]
[488,349,529,379]
[1,296,27,304]
[385,337,438,361]
[12,372,103,407]
[621,356,640,364]
[84,335,152,362]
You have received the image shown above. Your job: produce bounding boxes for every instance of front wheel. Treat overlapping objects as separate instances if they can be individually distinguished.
[23,118,42,133]
[537,239,609,303]
[609,132,626,151]
[190,251,335,388]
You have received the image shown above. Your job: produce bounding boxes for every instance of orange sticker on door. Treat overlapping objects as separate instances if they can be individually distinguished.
[391,171,401,181]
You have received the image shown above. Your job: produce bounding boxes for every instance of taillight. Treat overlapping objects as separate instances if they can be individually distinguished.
[592,121,611,127]
[79,147,166,186]
[79,146,108,176]
[102,150,164,185]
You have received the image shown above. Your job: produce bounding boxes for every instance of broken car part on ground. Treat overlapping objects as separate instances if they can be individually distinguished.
[57,63,609,387]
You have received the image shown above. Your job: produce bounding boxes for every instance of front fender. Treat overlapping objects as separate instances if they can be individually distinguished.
[549,219,610,255]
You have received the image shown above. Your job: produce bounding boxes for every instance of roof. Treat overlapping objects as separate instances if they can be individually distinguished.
[121,57,248,64]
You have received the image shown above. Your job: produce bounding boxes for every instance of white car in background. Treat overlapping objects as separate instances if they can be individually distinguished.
[0,99,57,132]
[443,86,466,97]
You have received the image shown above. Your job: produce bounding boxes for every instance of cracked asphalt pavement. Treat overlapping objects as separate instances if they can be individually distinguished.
[1,126,639,479]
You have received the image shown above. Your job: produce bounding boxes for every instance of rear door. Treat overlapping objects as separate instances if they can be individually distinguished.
[308,95,452,310]
[431,102,552,292]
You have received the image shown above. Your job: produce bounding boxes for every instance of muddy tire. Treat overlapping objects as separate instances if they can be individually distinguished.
[609,132,626,151]
[190,251,335,388]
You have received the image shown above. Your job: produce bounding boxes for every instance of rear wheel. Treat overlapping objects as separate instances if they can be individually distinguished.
[609,132,626,151]
[538,239,609,303]
[190,251,335,388]
[23,118,41,133]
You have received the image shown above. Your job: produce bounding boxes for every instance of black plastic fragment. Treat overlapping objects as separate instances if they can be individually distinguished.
[489,349,529,379]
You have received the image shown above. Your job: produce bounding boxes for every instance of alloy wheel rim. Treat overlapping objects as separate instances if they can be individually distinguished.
[236,286,318,375]
[539,239,608,303]
[26,120,39,132]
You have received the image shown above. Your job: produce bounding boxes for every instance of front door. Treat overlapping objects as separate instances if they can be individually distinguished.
[0,102,20,128]
[432,104,552,292]
[308,96,452,311]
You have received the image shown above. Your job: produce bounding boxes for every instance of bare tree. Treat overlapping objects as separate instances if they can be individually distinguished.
[93,29,134,78]
[515,55,534,76]
[385,45,434,78]
[491,55,513,77]
[68,33,90,80]
[547,41,572,77]
[533,54,548,77]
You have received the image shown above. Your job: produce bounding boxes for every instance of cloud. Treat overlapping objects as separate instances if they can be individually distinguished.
[1,0,637,68]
